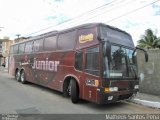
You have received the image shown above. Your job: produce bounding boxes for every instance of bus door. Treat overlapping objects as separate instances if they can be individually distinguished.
[82,46,100,103]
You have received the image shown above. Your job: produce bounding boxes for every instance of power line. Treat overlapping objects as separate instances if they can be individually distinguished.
[67,0,135,26]
[24,0,122,36]
[26,0,132,36]
[46,0,119,20]
[105,0,160,24]
[65,0,159,26]
[25,0,160,37]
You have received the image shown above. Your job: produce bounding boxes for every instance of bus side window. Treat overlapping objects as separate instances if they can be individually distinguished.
[33,39,44,52]
[25,41,33,53]
[75,51,83,71]
[19,43,25,54]
[57,31,76,50]
[85,47,100,76]
[44,36,57,51]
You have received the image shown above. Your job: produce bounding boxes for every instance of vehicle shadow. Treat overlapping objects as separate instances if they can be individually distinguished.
[10,76,127,110]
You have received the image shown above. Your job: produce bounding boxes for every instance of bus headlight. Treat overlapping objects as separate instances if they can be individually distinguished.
[105,87,118,92]
[134,85,139,89]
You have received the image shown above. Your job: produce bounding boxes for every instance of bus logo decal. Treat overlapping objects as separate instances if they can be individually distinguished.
[79,33,93,43]
[32,58,60,72]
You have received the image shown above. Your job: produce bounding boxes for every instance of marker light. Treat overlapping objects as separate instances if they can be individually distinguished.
[105,87,118,92]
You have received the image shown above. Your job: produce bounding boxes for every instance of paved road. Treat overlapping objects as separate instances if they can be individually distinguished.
[0,70,160,116]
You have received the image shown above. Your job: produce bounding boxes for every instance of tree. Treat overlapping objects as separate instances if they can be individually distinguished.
[137,29,159,49]
[153,37,160,48]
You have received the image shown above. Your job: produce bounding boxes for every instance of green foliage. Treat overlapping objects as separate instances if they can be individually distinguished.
[137,29,160,49]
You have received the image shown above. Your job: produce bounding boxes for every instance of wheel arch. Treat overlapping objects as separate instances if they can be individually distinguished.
[62,74,80,93]
[20,67,25,74]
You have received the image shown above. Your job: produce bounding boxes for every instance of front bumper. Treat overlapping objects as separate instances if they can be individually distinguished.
[97,89,138,104]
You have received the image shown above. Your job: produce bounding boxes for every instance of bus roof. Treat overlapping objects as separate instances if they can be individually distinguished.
[12,23,131,46]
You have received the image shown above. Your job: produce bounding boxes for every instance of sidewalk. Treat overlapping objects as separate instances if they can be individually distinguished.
[0,66,8,72]
[130,92,160,109]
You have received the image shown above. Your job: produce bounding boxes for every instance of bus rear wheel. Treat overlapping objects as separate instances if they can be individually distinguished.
[20,70,27,84]
[15,70,21,82]
[70,79,79,104]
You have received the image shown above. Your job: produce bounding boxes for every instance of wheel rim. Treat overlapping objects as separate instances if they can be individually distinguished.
[67,82,71,96]
[21,72,24,82]
[68,85,71,96]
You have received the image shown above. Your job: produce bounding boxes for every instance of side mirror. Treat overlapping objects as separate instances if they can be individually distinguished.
[132,47,148,62]
[144,51,148,62]
[98,36,111,59]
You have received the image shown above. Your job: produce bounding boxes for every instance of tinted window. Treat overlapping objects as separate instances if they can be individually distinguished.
[19,43,25,53]
[13,45,19,54]
[75,51,83,71]
[44,36,57,51]
[25,41,33,53]
[58,31,76,50]
[33,39,43,52]
[85,47,99,75]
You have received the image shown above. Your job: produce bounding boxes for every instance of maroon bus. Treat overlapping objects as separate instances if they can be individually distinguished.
[9,23,148,104]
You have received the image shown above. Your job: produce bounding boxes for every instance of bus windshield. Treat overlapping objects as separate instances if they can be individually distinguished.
[103,45,137,79]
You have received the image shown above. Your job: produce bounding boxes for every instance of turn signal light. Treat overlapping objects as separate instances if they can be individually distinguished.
[104,87,118,92]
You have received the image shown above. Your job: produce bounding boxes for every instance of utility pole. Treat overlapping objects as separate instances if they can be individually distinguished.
[16,34,21,42]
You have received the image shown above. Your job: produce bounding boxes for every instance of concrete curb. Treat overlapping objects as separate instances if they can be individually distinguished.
[131,98,160,109]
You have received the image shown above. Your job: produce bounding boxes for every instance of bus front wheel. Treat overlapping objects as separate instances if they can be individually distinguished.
[70,79,79,104]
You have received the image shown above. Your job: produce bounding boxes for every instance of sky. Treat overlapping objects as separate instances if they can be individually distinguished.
[0,0,160,45]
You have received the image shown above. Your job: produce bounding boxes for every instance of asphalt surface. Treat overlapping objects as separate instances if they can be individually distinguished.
[0,70,160,119]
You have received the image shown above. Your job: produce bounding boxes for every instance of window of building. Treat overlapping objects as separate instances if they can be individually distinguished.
[75,51,83,71]
[44,35,57,51]
[57,31,76,50]
[85,47,100,76]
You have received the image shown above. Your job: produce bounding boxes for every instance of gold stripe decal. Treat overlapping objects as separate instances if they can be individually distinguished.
[79,33,93,43]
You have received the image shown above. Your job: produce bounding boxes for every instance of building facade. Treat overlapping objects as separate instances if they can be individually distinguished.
[0,37,29,68]
[1,39,14,68]
[0,40,4,66]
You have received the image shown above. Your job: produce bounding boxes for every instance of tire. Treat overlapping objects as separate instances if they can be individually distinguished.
[15,70,21,82]
[20,70,27,84]
[70,79,79,103]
